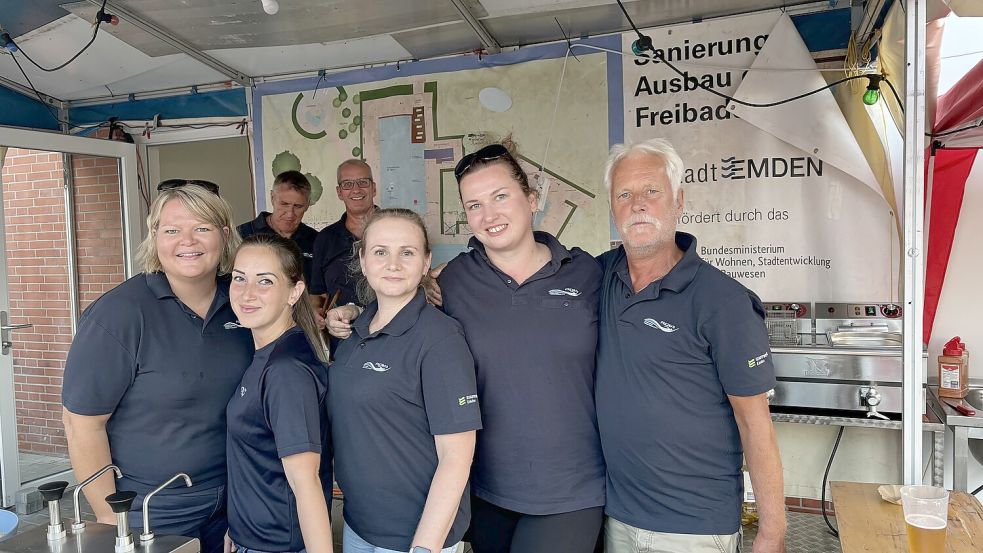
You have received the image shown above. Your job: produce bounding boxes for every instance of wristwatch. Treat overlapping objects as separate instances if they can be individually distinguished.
[410,547,432,553]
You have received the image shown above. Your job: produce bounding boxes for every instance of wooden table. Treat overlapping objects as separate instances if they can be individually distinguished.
[830,481,983,552]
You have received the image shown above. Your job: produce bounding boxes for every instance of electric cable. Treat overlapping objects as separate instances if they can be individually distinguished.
[930,119,983,138]
[3,50,67,127]
[821,426,845,537]
[615,0,644,40]
[972,482,983,496]
[14,0,111,73]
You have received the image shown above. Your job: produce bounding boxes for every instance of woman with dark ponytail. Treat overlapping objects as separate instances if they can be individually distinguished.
[224,234,333,553]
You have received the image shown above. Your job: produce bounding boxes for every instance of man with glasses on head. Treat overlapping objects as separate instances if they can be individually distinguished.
[310,159,377,337]
[237,170,318,282]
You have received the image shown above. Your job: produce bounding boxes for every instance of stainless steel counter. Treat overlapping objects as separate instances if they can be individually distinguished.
[926,385,983,492]
[0,522,199,553]
[769,406,945,487]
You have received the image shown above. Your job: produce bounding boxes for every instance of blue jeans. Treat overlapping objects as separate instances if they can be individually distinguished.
[128,485,228,553]
[343,522,459,553]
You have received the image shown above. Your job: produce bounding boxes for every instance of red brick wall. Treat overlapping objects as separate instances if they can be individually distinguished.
[1,148,125,457]
[72,155,125,310]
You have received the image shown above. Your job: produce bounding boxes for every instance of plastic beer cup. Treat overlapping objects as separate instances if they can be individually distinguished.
[901,485,948,553]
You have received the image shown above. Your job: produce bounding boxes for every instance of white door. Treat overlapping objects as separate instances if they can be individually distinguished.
[0,126,140,508]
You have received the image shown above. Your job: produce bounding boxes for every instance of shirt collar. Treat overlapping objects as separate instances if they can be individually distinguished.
[251,212,273,232]
[615,232,702,297]
[145,271,232,307]
[467,231,572,272]
[353,288,428,339]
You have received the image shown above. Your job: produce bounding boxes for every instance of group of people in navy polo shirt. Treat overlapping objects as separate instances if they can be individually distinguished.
[61,137,785,553]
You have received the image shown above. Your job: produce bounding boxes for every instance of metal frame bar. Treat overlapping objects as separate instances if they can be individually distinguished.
[83,0,253,87]
[448,0,502,54]
[0,74,64,108]
[901,0,927,486]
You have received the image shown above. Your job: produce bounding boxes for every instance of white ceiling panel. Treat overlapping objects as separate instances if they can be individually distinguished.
[63,55,232,100]
[206,35,413,78]
[0,14,225,99]
[392,21,483,60]
[479,0,612,18]
[62,0,487,57]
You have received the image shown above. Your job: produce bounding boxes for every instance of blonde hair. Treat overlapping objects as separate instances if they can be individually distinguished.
[137,185,240,275]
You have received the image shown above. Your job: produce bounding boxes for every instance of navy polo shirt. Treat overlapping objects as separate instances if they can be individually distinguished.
[63,272,254,495]
[439,231,606,515]
[237,212,318,283]
[309,212,363,306]
[595,232,776,535]
[227,327,331,552]
[330,290,482,551]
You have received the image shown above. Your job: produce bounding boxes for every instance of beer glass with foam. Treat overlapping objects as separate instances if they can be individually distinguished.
[901,485,949,553]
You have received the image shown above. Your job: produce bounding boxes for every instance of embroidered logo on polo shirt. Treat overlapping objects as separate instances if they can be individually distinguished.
[362,362,391,372]
[643,318,678,333]
[303,252,313,258]
[224,321,244,329]
[548,288,582,297]
[747,352,770,368]
[239,386,247,397]
[458,394,478,406]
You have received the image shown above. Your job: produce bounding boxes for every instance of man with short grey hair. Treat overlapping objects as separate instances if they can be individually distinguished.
[310,159,377,333]
[595,138,786,553]
[238,170,317,282]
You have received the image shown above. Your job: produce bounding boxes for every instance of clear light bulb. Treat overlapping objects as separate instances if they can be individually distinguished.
[261,0,279,15]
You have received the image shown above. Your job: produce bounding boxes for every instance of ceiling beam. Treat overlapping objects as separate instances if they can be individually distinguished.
[84,0,253,87]
[0,73,64,107]
[448,0,501,54]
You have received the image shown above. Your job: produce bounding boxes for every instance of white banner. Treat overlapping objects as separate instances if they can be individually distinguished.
[622,11,899,302]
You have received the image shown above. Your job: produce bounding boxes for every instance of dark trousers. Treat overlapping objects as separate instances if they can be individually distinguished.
[469,495,603,553]
[130,485,228,553]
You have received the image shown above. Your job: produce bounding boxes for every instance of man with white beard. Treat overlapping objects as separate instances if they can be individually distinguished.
[594,138,786,553]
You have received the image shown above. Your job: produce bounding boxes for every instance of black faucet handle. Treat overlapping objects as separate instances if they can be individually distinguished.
[38,481,69,502]
[105,490,137,514]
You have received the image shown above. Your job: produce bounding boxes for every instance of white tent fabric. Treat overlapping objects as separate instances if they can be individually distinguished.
[730,14,883,201]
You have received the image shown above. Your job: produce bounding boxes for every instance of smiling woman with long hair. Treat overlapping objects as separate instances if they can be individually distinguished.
[330,208,481,553]
[225,233,332,553]
[63,184,253,553]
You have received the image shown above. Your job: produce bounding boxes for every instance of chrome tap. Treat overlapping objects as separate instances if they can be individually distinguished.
[860,386,889,420]
[72,464,122,532]
[106,491,137,552]
[37,481,69,541]
[140,472,193,543]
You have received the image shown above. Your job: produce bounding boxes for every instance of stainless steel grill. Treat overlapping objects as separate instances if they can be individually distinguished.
[764,302,925,416]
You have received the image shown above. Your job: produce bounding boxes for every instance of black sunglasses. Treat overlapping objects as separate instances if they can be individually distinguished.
[157,179,220,196]
[454,143,510,181]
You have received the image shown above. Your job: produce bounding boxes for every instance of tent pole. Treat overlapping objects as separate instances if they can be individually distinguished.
[902,0,927,486]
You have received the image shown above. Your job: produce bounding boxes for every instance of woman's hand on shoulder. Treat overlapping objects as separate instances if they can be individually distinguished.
[425,263,447,306]
[326,305,360,339]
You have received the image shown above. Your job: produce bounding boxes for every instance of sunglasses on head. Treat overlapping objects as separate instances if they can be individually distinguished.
[157,179,220,195]
[453,143,510,181]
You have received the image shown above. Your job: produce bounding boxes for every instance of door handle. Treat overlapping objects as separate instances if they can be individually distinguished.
[1,311,32,355]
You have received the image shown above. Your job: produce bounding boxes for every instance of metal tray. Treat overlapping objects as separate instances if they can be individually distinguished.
[826,330,903,347]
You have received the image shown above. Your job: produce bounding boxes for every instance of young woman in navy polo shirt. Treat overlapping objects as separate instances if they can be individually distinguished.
[225,234,333,553]
[328,145,605,553]
[330,208,481,553]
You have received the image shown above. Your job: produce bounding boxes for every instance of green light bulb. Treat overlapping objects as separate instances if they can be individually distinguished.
[862,88,880,106]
